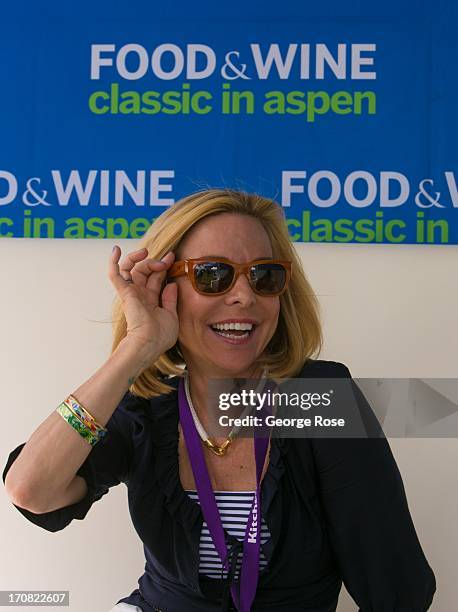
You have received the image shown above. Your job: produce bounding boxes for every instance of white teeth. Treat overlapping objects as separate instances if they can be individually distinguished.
[211,322,254,331]
[217,331,250,339]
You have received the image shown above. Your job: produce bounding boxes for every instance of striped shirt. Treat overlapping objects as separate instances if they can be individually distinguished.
[185,489,271,580]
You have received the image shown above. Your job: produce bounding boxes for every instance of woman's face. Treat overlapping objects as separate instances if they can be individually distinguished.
[174,213,280,379]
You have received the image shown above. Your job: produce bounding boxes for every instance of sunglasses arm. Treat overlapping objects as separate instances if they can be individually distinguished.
[167,260,187,279]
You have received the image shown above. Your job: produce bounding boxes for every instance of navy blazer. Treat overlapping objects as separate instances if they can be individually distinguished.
[2,359,436,611]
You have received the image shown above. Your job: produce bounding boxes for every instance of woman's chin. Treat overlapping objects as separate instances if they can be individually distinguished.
[207,359,259,379]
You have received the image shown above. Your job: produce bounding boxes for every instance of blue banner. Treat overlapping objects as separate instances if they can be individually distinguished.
[1,1,456,243]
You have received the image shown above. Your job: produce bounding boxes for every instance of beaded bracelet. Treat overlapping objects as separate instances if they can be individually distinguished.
[56,395,108,447]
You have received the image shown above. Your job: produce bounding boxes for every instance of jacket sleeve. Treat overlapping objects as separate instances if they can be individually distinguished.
[2,392,141,533]
[312,362,436,611]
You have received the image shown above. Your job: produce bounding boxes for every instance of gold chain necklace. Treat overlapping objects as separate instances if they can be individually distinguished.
[183,368,268,457]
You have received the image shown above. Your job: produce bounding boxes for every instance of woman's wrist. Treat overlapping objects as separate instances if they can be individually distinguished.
[117,334,162,370]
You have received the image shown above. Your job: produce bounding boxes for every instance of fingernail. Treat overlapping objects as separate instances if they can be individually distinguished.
[112,245,117,253]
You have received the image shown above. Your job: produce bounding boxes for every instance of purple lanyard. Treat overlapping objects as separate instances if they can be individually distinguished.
[178,376,274,612]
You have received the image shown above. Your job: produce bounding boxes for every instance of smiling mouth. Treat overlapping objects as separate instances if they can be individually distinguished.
[208,322,257,340]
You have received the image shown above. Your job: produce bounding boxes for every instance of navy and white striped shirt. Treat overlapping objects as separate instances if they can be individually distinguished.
[185,489,271,579]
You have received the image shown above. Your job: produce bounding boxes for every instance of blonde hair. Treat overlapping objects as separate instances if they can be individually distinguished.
[110,188,323,397]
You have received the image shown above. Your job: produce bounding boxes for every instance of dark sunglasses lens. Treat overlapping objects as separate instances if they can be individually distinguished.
[251,264,287,294]
[194,262,234,293]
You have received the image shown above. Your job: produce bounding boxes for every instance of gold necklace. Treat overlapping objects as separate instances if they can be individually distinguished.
[184,368,268,457]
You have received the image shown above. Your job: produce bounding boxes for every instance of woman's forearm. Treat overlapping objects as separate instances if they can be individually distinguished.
[4,336,160,511]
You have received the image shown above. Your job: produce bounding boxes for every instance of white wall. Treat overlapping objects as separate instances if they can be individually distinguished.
[1,238,456,611]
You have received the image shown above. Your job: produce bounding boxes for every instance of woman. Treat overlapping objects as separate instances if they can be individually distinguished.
[3,188,436,612]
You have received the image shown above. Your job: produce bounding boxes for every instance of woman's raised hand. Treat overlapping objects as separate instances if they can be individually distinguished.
[108,246,179,357]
